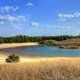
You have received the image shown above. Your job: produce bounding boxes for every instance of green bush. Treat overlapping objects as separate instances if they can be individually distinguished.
[6,54,20,63]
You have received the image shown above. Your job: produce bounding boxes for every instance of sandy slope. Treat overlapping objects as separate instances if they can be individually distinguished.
[0,54,80,63]
[0,42,38,49]
[20,57,80,63]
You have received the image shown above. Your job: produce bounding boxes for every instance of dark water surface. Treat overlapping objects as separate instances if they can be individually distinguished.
[0,46,80,57]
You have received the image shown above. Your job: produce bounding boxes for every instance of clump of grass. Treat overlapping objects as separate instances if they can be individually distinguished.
[0,60,80,80]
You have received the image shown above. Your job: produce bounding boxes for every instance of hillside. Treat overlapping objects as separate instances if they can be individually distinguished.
[40,38,80,49]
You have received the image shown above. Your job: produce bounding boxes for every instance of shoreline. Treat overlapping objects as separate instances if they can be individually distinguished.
[0,42,80,63]
[0,42,39,62]
[0,55,80,63]
[0,51,80,63]
[0,42,39,49]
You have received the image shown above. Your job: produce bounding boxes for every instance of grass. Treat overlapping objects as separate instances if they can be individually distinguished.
[0,59,80,80]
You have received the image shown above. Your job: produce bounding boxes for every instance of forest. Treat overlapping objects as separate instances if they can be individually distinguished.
[0,35,80,43]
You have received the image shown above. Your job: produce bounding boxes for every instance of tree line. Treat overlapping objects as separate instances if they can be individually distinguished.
[0,35,80,43]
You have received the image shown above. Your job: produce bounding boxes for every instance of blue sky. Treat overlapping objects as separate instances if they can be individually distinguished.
[0,0,80,36]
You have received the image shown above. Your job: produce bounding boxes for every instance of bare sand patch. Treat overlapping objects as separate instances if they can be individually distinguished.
[0,42,38,49]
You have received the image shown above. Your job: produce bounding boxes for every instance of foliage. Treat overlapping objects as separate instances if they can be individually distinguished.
[6,54,20,63]
[0,35,80,43]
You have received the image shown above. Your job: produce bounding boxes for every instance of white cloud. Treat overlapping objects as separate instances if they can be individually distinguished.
[0,15,26,23]
[58,14,74,19]
[0,15,27,30]
[58,12,80,21]
[0,6,19,13]
[32,22,39,26]
[26,2,33,7]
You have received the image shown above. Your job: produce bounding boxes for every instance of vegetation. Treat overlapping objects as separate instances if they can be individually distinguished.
[39,38,80,49]
[1,35,80,49]
[0,35,40,43]
[6,54,20,63]
[0,35,80,43]
[0,60,80,80]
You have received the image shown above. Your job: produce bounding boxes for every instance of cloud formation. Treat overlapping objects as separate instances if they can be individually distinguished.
[0,15,27,30]
[0,15,27,24]
[26,2,33,7]
[0,6,19,13]
[58,12,80,21]
[32,22,39,26]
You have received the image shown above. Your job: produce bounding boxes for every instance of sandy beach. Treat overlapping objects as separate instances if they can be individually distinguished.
[20,57,80,63]
[0,53,80,63]
[0,42,39,62]
[0,42,39,49]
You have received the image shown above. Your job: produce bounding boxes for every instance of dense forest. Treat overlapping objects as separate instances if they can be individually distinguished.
[0,35,80,43]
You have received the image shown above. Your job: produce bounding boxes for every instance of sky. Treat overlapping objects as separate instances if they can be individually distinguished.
[0,0,80,36]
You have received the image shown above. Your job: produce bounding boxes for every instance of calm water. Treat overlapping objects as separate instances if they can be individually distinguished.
[0,46,80,57]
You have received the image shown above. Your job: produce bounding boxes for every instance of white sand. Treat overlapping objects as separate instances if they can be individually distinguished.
[20,57,80,62]
[0,42,38,49]
[0,55,80,63]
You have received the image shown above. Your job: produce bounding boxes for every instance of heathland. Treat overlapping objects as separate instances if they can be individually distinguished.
[0,35,80,80]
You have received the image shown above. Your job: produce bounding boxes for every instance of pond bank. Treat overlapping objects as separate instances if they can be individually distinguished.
[40,38,80,49]
[0,42,39,49]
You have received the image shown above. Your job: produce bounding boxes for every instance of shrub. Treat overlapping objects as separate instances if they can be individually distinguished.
[6,54,20,63]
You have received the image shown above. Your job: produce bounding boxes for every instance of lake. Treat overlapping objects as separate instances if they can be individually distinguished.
[0,46,80,57]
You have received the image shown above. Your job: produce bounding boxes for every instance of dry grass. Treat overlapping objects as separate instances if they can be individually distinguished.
[0,58,80,80]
